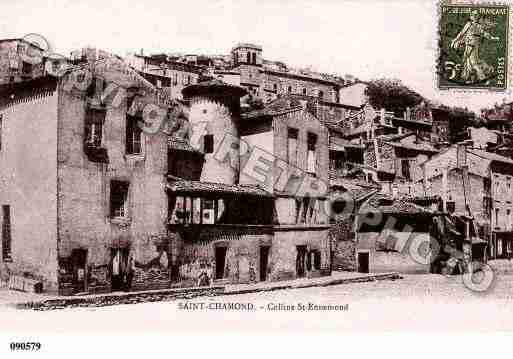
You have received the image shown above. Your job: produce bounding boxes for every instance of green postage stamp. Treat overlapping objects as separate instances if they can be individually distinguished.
[438,2,510,90]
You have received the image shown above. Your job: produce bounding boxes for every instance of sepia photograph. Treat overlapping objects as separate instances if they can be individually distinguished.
[0,0,512,357]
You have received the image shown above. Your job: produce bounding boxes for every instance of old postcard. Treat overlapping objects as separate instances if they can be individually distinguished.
[0,0,513,357]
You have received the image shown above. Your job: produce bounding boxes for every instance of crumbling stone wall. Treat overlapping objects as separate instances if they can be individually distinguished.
[56,72,169,294]
[330,218,356,271]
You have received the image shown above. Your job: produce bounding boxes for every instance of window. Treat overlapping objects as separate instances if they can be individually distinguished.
[2,205,12,261]
[300,197,309,224]
[508,209,511,230]
[251,52,257,65]
[401,160,411,180]
[287,86,292,93]
[110,181,129,218]
[273,83,277,92]
[484,196,492,218]
[313,250,321,270]
[126,114,142,155]
[246,52,251,64]
[202,199,215,224]
[447,201,455,214]
[495,208,500,228]
[204,134,214,154]
[307,132,317,175]
[302,88,307,95]
[84,109,105,148]
[22,61,32,74]
[187,75,191,85]
[287,128,298,166]
[318,90,324,99]
[85,122,102,147]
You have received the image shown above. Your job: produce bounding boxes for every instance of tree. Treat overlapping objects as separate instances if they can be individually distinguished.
[365,79,424,116]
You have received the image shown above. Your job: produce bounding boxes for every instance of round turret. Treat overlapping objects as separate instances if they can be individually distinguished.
[182,79,247,185]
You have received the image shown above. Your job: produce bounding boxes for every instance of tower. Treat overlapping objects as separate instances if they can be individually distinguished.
[182,79,247,184]
[231,43,263,67]
[231,43,263,98]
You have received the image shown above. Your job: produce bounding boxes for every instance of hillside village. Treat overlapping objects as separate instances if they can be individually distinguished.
[0,38,512,295]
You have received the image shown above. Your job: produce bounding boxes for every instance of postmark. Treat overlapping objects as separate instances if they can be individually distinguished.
[438,2,510,90]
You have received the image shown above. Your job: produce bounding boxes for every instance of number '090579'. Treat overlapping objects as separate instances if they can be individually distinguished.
[9,342,41,351]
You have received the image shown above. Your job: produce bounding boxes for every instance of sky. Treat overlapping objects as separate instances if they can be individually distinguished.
[1,0,512,112]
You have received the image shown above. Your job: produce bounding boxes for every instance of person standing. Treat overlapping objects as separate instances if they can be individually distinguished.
[126,252,135,291]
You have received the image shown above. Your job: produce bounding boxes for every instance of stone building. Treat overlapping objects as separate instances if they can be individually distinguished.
[355,193,438,274]
[165,82,333,286]
[229,43,343,105]
[0,38,48,85]
[126,53,203,100]
[0,57,175,294]
[417,145,513,259]
[363,132,439,196]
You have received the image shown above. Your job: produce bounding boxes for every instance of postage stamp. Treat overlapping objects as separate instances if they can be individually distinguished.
[438,2,510,90]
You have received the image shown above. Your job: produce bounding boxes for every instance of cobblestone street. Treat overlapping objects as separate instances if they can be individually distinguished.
[2,274,513,332]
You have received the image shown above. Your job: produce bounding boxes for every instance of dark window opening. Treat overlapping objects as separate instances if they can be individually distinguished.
[2,205,12,261]
[300,197,309,224]
[22,61,32,74]
[201,199,215,224]
[357,252,369,273]
[287,86,292,93]
[110,181,129,218]
[302,88,307,95]
[126,115,142,155]
[259,246,270,281]
[307,133,317,175]
[215,247,227,279]
[71,248,88,293]
[273,83,277,91]
[246,52,251,64]
[84,109,105,148]
[318,90,324,99]
[296,245,307,277]
[401,160,411,180]
[312,250,321,270]
[447,201,455,214]
[204,134,214,154]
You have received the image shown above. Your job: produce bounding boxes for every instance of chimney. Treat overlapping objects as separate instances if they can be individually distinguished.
[140,48,144,56]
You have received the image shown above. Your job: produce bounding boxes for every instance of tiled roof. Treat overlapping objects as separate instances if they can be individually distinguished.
[182,79,247,98]
[359,193,434,215]
[378,132,413,141]
[166,176,273,197]
[384,140,439,153]
[242,97,304,120]
[329,138,364,151]
[330,186,379,203]
[393,117,432,126]
[467,149,513,165]
[168,137,204,154]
